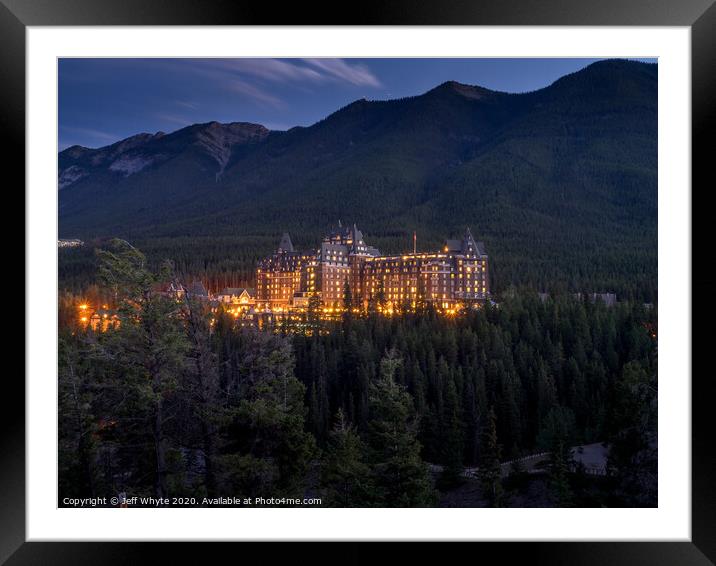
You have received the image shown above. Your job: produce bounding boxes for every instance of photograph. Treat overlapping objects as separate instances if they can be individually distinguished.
[56,56,658,509]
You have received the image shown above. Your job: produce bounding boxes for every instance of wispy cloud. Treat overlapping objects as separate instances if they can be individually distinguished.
[149,58,382,107]
[159,60,288,107]
[60,126,119,144]
[175,100,199,110]
[189,58,382,87]
[303,59,383,88]
[228,79,285,108]
[60,58,384,145]
[203,59,324,83]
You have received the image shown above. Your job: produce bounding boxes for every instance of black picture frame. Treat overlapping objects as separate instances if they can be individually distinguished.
[6,0,714,563]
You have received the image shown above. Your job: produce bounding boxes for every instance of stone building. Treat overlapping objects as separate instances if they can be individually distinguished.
[256,224,489,311]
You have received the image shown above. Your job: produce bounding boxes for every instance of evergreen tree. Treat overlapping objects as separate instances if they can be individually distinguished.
[606,361,657,505]
[320,409,372,506]
[307,293,322,332]
[223,331,317,497]
[59,239,659,510]
[548,438,574,507]
[368,279,386,315]
[537,406,576,452]
[437,376,464,488]
[365,350,435,506]
[58,335,98,499]
[343,280,353,312]
[95,240,190,498]
[180,292,226,497]
[479,407,504,507]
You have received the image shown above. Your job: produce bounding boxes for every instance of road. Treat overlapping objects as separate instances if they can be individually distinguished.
[429,442,609,479]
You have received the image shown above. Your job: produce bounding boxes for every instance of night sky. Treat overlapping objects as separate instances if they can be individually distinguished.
[58,58,656,150]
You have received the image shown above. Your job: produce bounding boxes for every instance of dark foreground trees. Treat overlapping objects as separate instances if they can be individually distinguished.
[605,361,658,506]
[217,329,317,497]
[59,240,316,503]
[320,410,372,507]
[363,351,435,506]
[479,408,504,507]
[319,351,435,507]
[59,242,658,507]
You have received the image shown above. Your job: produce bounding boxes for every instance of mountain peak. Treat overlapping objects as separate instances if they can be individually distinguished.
[189,121,269,138]
[58,120,271,189]
[62,145,91,158]
[542,59,657,99]
[431,80,492,100]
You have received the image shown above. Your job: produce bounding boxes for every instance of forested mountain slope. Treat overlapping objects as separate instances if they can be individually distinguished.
[59,60,657,299]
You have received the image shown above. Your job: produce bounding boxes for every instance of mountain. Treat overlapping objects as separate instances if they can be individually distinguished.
[59,120,269,195]
[58,59,658,300]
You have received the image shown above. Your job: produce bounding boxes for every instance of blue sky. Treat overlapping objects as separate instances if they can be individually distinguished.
[58,58,656,150]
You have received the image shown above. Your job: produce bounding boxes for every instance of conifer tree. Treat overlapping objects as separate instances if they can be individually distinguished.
[95,240,190,499]
[606,361,657,505]
[180,291,226,497]
[365,350,435,506]
[343,280,353,312]
[368,279,386,315]
[58,335,98,498]
[224,331,317,496]
[320,409,372,506]
[438,376,464,488]
[548,437,574,507]
[479,407,504,507]
[307,293,322,332]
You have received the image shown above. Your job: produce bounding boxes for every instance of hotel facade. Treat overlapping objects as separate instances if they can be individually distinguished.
[257,225,489,311]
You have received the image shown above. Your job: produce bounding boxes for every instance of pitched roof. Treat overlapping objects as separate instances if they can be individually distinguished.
[278,232,294,253]
[461,227,478,255]
[351,223,364,246]
[219,287,255,297]
[445,228,487,257]
[151,281,185,294]
[187,280,208,296]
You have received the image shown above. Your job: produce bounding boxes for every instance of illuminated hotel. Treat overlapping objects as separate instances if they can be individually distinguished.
[257,224,489,311]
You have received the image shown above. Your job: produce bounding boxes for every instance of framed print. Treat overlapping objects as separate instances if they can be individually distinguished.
[7,0,714,563]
